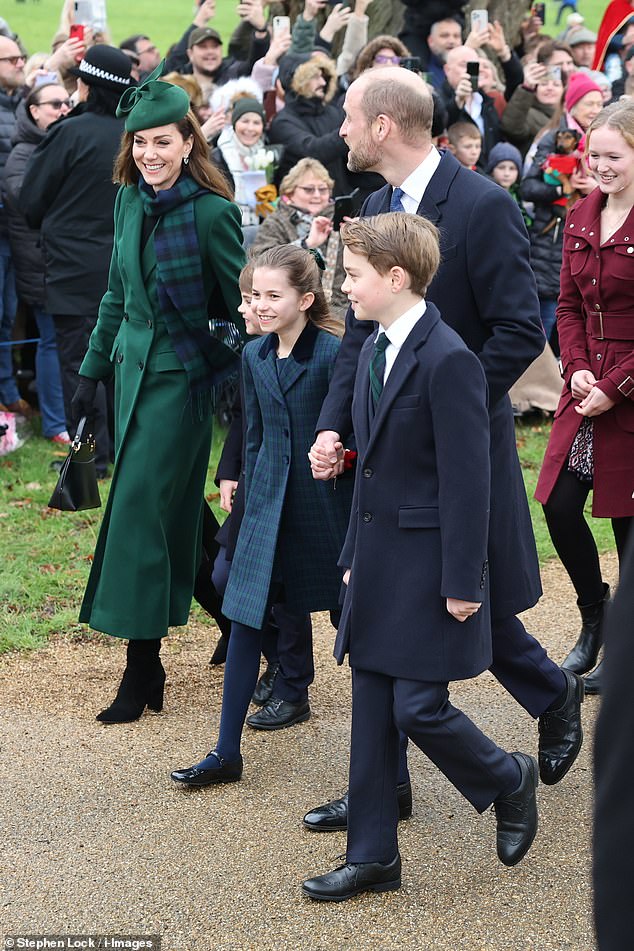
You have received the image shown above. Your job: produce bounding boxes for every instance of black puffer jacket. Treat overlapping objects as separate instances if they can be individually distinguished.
[20,104,124,316]
[520,124,568,300]
[2,101,48,306]
[0,86,22,237]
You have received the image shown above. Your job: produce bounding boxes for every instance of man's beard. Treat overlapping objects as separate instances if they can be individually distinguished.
[346,134,383,174]
[195,63,220,78]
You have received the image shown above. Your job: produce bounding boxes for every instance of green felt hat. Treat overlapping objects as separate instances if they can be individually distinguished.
[116,59,190,133]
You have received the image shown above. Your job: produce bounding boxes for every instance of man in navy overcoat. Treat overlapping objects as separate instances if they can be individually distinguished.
[304,66,584,833]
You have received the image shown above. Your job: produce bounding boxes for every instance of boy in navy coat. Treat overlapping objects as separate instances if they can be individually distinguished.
[302,214,539,902]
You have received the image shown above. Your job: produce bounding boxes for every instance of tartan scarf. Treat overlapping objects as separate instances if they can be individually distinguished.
[139,174,218,421]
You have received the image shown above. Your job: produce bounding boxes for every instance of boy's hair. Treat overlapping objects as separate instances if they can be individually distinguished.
[341,213,440,297]
[447,121,482,146]
[239,261,254,294]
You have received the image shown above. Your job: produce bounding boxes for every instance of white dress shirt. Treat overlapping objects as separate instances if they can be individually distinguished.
[396,147,442,214]
[376,300,428,384]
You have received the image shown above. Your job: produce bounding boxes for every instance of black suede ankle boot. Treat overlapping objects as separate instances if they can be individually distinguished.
[96,638,165,724]
[561,583,610,675]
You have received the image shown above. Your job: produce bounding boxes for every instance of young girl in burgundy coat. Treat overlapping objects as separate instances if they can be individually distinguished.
[535,100,634,695]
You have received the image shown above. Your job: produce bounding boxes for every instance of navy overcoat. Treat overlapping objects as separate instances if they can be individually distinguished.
[222,320,353,630]
[334,305,492,683]
[318,149,545,619]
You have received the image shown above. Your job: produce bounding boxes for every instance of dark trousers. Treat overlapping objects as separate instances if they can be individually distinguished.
[347,668,519,864]
[397,613,565,783]
[52,313,113,471]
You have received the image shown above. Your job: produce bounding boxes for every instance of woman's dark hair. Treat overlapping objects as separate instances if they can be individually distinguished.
[113,109,234,200]
[24,83,60,124]
[250,245,342,338]
[85,83,123,117]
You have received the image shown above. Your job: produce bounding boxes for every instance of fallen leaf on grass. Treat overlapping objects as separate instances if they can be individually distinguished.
[40,564,61,574]
[25,482,41,490]
[10,498,32,507]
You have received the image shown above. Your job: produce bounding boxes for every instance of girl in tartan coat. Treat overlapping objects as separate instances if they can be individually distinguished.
[171,246,354,787]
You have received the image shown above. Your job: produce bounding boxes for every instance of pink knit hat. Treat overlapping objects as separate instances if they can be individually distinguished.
[565,72,603,112]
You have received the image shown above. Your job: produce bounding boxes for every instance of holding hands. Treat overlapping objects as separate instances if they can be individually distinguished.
[309,430,344,479]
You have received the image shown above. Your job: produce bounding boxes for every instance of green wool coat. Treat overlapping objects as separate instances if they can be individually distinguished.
[78,183,244,639]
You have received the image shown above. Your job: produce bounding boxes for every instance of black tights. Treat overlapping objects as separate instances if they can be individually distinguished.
[543,468,633,604]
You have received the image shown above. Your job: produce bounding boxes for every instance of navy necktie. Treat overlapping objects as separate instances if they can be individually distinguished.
[390,186,405,213]
[369,333,390,413]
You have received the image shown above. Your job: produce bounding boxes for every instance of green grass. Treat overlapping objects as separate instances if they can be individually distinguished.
[7,0,610,59]
[8,1,241,59]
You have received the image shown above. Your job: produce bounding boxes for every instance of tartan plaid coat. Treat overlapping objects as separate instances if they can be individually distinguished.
[222,320,353,631]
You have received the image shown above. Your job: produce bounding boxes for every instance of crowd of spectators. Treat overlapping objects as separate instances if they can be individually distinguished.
[1,0,634,451]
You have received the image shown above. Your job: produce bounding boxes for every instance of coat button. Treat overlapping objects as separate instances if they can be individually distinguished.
[147,319,153,328]
[363,467,373,478]
[591,278,596,285]
[574,242,580,248]
[362,512,373,522]
[138,360,144,370]
[628,247,634,254]
[595,304,601,310]
[116,353,123,364]
[123,312,129,321]
[597,353,602,360]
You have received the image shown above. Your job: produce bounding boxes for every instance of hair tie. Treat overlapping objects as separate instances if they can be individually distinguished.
[307,247,326,271]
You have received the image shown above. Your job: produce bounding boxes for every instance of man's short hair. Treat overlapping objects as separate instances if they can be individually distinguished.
[447,120,482,145]
[119,34,147,53]
[342,213,440,297]
[360,75,434,145]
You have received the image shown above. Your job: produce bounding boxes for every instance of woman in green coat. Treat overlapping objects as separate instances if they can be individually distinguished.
[72,65,245,724]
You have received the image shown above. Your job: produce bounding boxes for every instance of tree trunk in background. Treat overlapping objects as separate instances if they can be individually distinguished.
[465,0,532,48]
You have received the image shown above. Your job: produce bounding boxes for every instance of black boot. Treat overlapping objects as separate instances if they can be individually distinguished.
[96,638,165,724]
[584,658,603,696]
[209,633,230,666]
[561,583,610,675]
[193,554,232,665]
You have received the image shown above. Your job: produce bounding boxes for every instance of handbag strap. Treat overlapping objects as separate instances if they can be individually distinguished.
[73,416,88,448]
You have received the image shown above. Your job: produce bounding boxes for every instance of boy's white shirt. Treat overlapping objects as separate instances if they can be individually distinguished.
[377,299,427,383]
[396,147,442,213]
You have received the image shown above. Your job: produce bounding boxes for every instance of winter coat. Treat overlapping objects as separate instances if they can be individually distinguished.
[500,85,555,157]
[520,123,570,300]
[0,86,22,236]
[251,200,348,320]
[535,188,634,517]
[1,102,48,306]
[19,105,124,316]
[222,320,353,630]
[77,183,245,638]
[438,80,503,170]
[269,58,351,195]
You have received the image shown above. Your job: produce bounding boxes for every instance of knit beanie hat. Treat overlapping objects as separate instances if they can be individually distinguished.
[564,72,603,113]
[231,97,265,127]
[486,142,523,175]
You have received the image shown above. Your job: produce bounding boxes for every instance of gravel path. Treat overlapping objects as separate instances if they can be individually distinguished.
[1,554,615,951]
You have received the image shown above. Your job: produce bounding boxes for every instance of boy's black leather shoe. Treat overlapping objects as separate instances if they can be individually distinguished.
[303,781,412,832]
[302,854,401,902]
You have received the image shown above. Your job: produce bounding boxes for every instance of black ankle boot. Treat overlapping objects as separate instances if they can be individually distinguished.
[209,633,229,666]
[561,583,610,675]
[96,638,165,724]
[584,658,603,696]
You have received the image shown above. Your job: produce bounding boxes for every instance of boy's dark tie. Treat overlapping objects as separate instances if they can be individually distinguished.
[369,333,390,412]
[390,186,405,212]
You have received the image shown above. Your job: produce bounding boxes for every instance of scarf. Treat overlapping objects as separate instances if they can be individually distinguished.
[138,174,237,420]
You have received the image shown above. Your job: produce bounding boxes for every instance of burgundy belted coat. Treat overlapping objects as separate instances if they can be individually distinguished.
[535,188,634,517]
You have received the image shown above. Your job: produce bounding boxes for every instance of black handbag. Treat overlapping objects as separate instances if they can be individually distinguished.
[48,416,101,512]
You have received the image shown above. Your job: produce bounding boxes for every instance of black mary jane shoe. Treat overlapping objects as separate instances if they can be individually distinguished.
[302,854,401,902]
[170,750,243,787]
[246,697,310,731]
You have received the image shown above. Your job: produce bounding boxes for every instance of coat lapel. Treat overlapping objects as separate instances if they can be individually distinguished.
[121,195,157,315]
[417,149,460,225]
[352,337,373,453]
[256,335,285,406]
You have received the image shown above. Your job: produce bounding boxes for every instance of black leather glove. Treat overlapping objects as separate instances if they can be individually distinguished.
[71,376,98,426]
